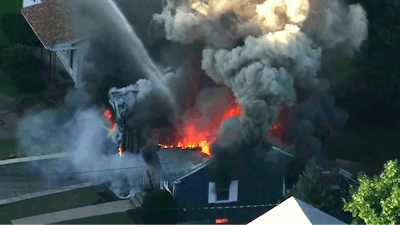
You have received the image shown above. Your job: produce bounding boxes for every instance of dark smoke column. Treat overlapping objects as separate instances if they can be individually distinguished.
[152,0,368,162]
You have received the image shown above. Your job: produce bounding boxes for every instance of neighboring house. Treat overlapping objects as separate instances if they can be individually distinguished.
[153,143,357,224]
[22,0,42,8]
[21,0,87,88]
[155,142,293,224]
[248,196,346,225]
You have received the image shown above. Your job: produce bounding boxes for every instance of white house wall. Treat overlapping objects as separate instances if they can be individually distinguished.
[55,41,88,88]
[23,0,42,8]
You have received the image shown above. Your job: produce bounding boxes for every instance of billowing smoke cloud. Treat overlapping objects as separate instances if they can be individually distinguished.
[152,0,367,163]
[303,0,368,56]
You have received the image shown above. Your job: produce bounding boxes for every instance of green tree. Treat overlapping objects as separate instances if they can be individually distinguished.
[0,12,40,46]
[1,43,36,72]
[137,189,178,224]
[286,157,336,212]
[333,0,400,129]
[1,43,45,93]
[343,159,400,225]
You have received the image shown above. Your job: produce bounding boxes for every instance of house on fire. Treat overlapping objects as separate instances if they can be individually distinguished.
[21,0,87,88]
[154,142,292,224]
[153,142,356,224]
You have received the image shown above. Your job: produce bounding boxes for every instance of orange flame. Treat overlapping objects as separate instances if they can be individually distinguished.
[103,109,116,131]
[216,218,229,224]
[118,145,123,158]
[270,122,281,131]
[222,105,242,122]
[103,109,112,120]
[158,104,243,156]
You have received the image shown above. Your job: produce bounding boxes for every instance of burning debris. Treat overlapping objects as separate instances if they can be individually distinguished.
[103,109,116,130]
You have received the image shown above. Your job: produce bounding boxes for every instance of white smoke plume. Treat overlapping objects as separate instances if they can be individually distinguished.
[303,0,368,56]
[17,89,147,198]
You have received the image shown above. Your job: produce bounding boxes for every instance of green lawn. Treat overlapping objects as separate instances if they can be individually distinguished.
[53,212,133,224]
[0,138,20,160]
[0,186,109,224]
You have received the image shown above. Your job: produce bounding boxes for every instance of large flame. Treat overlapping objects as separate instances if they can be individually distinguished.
[221,105,242,122]
[158,104,244,156]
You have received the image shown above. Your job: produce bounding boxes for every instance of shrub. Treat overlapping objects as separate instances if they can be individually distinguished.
[0,12,40,46]
[139,190,178,224]
[1,43,37,70]
[1,43,45,93]
[12,70,45,93]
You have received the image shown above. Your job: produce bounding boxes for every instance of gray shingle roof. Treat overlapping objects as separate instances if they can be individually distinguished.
[156,148,211,181]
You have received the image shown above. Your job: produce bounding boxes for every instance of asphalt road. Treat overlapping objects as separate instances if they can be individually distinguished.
[0,86,80,201]
[0,173,55,200]
[0,166,83,201]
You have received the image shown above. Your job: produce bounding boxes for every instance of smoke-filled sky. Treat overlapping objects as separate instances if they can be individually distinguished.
[17,0,368,197]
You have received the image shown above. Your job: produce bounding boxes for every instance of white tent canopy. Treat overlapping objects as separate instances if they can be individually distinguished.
[248,196,346,225]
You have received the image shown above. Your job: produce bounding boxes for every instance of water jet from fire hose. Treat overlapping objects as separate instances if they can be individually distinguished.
[101,0,177,109]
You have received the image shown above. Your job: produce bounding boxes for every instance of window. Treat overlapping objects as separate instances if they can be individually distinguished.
[208,180,238,204]
[217,182,230,201]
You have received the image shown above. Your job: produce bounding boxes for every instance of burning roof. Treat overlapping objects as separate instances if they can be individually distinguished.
[156,141,293,183]
[156,147,211,181]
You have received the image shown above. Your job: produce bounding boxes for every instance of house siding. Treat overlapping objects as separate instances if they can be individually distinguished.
[54,40,87,88]
[174,160,285,224]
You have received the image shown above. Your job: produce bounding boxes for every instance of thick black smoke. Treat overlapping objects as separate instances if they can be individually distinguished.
[152,0,367,170]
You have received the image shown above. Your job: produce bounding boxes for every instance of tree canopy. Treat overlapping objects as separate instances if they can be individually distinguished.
[139,189,178,224]
[0,43,45,93]
[343,159,400,224]
[285,157,336,212]
[0,12,40,46]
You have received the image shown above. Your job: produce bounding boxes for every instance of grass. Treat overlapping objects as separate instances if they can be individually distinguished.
[52,212,134,224]
[323,125,400,166]
[0,185,109,224]
[0,138,20,160]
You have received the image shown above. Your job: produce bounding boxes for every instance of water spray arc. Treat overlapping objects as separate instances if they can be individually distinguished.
[103,0,177,109]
